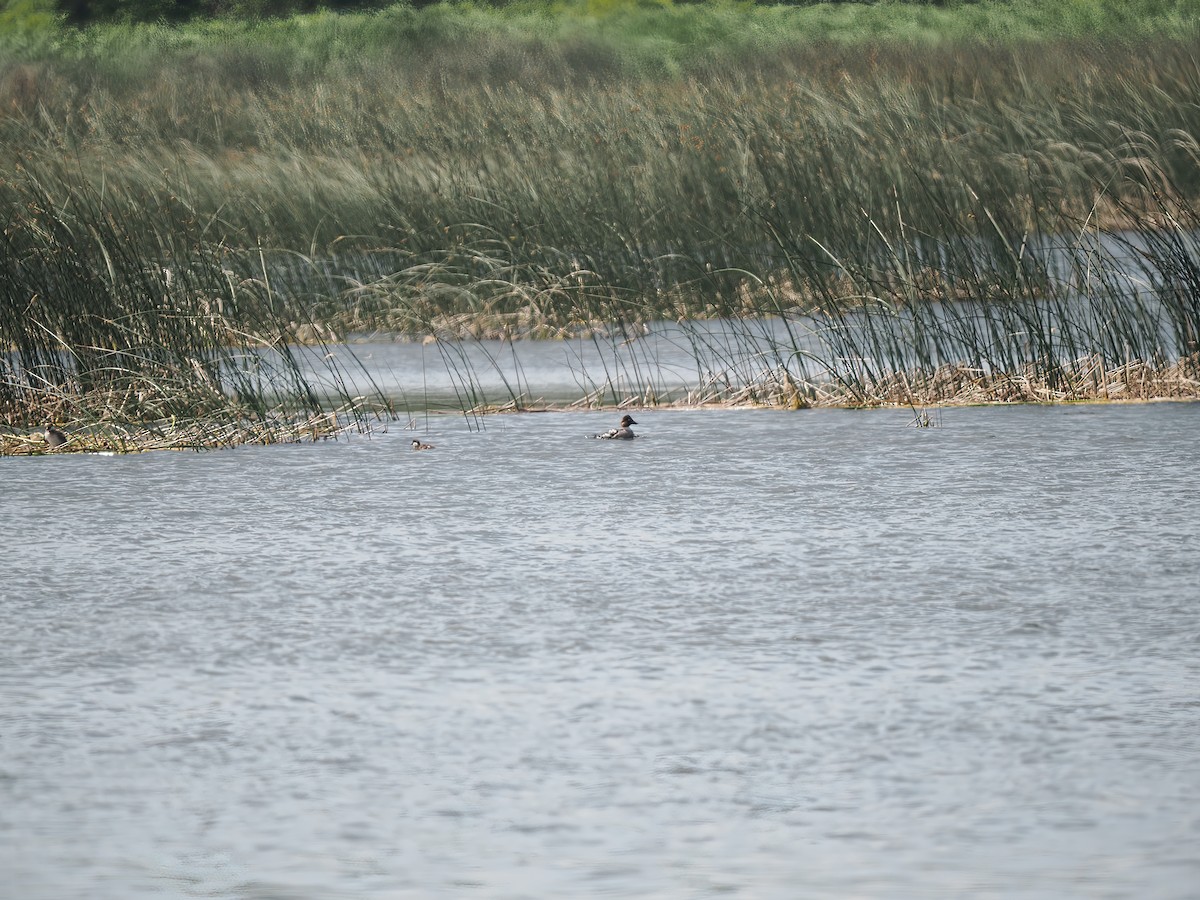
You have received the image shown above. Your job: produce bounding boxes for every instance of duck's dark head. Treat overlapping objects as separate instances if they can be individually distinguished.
[619,415,637,427]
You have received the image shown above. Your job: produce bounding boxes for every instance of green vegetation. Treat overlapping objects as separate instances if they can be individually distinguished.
[0,181,385,452]
[3,1,1200,448]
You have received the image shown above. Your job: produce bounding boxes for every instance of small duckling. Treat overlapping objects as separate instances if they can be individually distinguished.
[44,424,68,448]
[595,414,638,440]
[411,438,435,450]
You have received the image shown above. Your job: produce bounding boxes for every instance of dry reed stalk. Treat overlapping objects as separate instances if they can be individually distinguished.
[561,355,1200,412]
[0,410,349,456]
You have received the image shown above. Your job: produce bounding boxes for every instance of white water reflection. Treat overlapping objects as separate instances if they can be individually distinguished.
[2,403,1199,899]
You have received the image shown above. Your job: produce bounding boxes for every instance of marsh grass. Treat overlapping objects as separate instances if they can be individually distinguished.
[0,410,349,455]
[0,172,390,452]
[3,6,1200,423]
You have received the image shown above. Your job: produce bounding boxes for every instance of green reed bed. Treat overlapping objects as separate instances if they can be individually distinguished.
[3,2,1200,423]
[12,38,1195,313]
[0,171,389,453]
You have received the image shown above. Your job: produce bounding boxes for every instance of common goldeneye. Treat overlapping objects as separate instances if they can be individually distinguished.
[595,414,638,440]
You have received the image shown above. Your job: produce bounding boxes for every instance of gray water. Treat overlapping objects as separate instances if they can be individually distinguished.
[3,402,1199,899]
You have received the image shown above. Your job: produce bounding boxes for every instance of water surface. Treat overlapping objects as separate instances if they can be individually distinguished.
[2,403,1199,899]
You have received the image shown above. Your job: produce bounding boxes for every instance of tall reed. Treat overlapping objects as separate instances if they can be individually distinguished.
[0,168,389,451]
[3,9,1199,420]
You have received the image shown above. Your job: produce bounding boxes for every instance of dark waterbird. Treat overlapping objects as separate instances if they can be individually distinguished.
[412,438,435,450]
[595,415,638,440]
[44,424,68,448]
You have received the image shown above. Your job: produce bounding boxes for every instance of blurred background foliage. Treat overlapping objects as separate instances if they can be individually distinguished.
[0,0,1099,29]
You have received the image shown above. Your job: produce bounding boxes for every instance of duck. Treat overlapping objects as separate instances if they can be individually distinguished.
[595,414,638,440]
[411,438,435,450]
[44,424,68,448]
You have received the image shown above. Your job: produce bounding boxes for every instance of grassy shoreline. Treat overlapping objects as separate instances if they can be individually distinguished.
[8,1,1200,67]
[3,1,1200,446]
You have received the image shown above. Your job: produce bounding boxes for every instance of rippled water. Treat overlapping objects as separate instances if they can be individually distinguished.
[3,402,1199,899]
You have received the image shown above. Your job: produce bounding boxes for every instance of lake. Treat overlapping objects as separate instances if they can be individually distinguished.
[2,401,1199,899]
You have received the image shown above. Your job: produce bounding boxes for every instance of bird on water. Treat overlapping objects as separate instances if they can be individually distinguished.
[595,414,638,440]
[411,438,435,450]
[44,424,68,448]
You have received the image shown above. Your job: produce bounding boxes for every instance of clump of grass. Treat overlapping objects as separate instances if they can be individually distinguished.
[0,170,389,453]
[0,410,348,455]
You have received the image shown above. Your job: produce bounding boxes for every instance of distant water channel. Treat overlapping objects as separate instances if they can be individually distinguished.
[298,325,809,410]
[3,403,1199,899]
